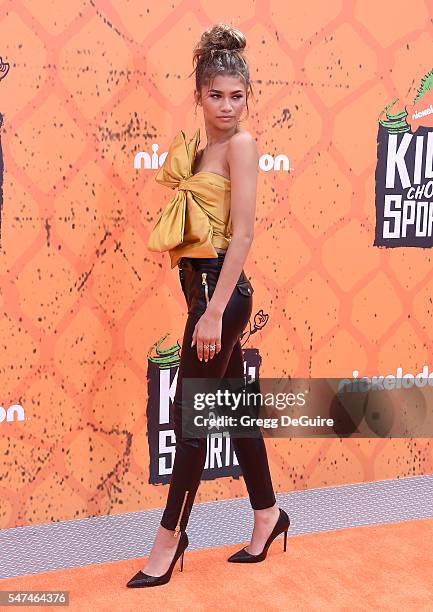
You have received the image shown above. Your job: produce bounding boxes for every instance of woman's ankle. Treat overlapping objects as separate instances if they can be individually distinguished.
[156,524,178,545]
[253,503,279,521]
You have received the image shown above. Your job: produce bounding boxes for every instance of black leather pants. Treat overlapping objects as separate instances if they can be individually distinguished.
[159,253,276,532]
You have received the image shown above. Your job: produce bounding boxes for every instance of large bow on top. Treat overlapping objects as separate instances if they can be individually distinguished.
[147,128,222,267]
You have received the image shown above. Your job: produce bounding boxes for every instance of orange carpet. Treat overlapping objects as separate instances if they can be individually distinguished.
[1,517,433,610]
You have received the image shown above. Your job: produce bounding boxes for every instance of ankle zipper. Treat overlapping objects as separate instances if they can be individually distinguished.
[201,272,209,306]
[174,490,189,537]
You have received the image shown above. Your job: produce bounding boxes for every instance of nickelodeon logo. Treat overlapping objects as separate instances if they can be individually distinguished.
[412,103,433,121]
[0,404,25,424]
[134,143,292,173]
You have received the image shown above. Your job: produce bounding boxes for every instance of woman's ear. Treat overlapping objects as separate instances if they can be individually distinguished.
[194,89,203,107]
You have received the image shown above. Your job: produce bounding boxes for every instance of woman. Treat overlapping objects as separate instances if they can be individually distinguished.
[127,23,290,589]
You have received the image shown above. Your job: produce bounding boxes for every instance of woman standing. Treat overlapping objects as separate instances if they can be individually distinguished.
[127,23,290,589]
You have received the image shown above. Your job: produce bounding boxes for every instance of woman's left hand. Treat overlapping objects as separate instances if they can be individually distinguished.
[191,308,222,361]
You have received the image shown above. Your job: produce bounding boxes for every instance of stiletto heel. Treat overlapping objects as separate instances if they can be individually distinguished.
[126,530,189,588]
[227,507,290,563]
[127,491,190,587]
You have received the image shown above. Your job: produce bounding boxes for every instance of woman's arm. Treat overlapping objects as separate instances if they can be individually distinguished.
[191,131,259,361]
[206,131,259,317]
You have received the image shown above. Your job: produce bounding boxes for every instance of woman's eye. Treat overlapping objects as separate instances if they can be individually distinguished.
[211,94,243,99]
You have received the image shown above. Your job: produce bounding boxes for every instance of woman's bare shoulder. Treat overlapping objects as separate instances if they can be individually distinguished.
[228,129,258,161]
[230,128,256,143]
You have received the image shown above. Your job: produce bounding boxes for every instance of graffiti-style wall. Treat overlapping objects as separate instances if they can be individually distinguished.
[1,1,433,528]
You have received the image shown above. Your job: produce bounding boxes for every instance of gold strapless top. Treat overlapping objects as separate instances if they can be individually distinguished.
[147,128,232,269]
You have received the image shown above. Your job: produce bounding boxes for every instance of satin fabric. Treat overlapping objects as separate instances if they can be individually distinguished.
[147,128,232,269]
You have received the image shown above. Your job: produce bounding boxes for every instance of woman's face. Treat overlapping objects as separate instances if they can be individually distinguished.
[196,73,247,131]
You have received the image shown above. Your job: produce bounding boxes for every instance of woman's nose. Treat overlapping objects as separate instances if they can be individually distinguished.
[221,99,233,111]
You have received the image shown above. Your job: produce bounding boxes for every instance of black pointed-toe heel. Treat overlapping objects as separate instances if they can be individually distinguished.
[126,530,189,588]
[227,507,290,563]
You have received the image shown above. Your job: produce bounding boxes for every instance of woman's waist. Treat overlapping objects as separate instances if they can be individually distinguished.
[178,252,227,271]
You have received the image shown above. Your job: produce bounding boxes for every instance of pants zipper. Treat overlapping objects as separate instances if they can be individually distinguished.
[174,489,189,537]
[202,272,209,306]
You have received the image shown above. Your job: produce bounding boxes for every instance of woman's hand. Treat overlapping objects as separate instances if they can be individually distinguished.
[191,308,222,361]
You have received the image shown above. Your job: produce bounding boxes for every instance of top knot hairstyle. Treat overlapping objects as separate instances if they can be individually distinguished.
[189,23,254,118]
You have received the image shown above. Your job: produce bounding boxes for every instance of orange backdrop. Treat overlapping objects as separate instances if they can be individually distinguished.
[1,0,433,528]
